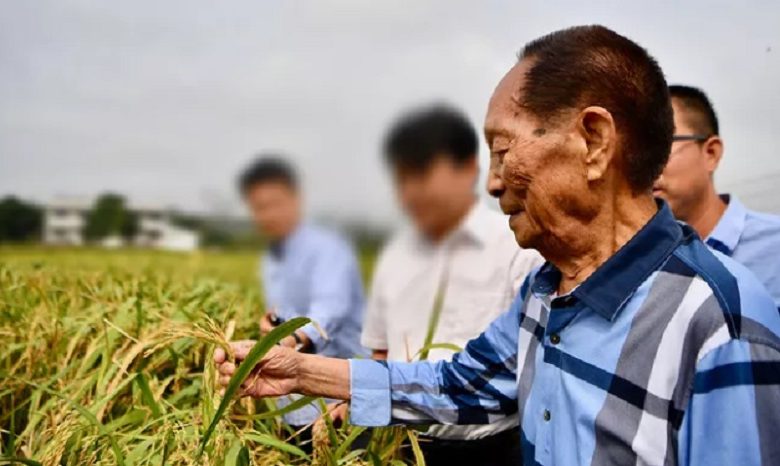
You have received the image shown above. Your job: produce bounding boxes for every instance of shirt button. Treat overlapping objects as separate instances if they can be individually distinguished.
[550,333,561,345]
[543,409,551,421]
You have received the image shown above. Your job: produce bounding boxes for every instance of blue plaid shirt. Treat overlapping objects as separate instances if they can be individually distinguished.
[349,203,780,465]
[706,194,780,315]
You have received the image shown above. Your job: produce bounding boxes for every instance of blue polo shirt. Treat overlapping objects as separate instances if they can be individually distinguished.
[706,195,780,314]
[348,202,780,465]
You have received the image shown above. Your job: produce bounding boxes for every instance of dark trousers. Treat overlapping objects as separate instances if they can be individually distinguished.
[417,428,522,466]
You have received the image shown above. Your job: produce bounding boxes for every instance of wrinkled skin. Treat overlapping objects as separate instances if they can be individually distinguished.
[484,59,655,292]
[214,342,299,398]
[485,60,602,255]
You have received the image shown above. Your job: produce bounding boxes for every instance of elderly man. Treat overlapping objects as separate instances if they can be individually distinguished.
[217,26,780,465]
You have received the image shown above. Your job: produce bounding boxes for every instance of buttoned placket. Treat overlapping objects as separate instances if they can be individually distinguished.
[538,294,556,461]
[535,292,581,461]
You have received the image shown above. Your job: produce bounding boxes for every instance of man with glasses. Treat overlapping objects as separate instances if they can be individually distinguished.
[654,85,780,314]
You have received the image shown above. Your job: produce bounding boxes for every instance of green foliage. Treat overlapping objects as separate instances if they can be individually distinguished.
[0,197,42,243]
[0,247,417,465]
[84,193,137,241]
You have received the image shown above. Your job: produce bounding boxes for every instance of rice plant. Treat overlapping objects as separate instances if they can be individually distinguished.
[0,247,413,465]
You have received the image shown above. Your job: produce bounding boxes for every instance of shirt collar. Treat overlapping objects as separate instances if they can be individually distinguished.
[532,200,684,321]
[706,194,746,256]
[268,222,308,261]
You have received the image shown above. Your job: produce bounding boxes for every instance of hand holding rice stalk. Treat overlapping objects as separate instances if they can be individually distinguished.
[200,316,310,457]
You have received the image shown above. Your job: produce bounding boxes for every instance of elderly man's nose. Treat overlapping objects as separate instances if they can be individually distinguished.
[487,171,505,198]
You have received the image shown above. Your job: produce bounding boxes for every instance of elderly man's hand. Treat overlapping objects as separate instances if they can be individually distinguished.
[213,340,301,398]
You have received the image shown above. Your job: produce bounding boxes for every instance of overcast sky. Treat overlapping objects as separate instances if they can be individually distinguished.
[2,1,779,226]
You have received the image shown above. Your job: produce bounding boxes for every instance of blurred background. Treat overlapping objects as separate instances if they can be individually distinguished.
[1,0,779,250]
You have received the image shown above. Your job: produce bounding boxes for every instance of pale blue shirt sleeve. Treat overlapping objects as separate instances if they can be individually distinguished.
[349,289,525,426]
[300,240,359,352]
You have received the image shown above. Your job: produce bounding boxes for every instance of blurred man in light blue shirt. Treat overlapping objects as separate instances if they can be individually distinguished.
[238,155,366,429]
[655,85,780,314]
[261,224,367,358]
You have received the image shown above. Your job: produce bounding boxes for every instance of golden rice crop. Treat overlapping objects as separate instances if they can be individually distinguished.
[0,247,414,466]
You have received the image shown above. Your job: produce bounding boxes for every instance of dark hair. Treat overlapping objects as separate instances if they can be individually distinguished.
[383,104,478,172]
[237,155,298,194]
[668,85,719,136]
[518,25,674,192]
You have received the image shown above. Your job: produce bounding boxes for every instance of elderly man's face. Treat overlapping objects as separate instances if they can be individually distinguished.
[485,60,599,251]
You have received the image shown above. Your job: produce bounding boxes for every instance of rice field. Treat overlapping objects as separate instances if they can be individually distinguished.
[0,246,420,466]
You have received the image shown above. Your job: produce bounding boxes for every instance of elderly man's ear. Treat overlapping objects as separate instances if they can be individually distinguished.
[577,106,617,182]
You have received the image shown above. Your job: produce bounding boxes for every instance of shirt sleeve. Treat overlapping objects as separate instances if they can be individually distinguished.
[679,338,780,465]
[300,239,360,352]
[360,249,389,350]
[350,289,525,426]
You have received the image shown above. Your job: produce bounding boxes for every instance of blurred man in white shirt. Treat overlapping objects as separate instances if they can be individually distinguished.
[337,104,542,465]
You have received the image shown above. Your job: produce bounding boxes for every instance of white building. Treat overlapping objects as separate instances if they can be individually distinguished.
[43,198,199,251]
[134,204,200,251]
[44,199,90,246]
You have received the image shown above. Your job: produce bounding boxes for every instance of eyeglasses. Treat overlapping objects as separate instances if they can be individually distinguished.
[672,134,711,143]
[669,134,713,157]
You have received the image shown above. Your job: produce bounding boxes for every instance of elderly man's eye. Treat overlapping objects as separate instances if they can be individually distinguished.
[491,148,508,159]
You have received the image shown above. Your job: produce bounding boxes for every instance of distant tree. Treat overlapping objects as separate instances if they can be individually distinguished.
[120,209,139,241]
[171,213,259,249]
[0,196,42,242]
[84,193,134,241]
[171,213,203,231]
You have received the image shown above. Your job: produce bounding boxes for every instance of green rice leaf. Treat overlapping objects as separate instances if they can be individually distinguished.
[160,431,173,466]
[236,446,250,466]
[197,316,310,457]
[104,408,147,432]
[236,394,316,421]
[135,372,162,418]
[317,398,339,458]
[244,432,311,460]
[406,430,427,466]
[413,342,462,360]
[0,458,43,466]
[333,426,367,459]
[7,378,126,466]
[418,274,448,361]
[224,439,243,466]
[337,450,367,465]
